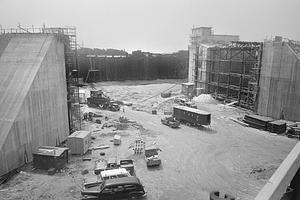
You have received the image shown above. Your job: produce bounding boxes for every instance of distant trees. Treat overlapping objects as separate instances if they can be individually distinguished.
[77,48,188,82]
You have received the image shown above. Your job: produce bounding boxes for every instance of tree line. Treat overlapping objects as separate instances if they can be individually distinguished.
[76,49,188,82]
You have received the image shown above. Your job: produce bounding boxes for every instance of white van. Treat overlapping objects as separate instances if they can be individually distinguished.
[100,168,130,180]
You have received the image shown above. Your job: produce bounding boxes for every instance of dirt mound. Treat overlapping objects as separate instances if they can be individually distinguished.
[192,94,218,104]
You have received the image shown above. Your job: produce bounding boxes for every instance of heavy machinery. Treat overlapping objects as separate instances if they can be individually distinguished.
[145,148,161,167]
[87,90,120,111]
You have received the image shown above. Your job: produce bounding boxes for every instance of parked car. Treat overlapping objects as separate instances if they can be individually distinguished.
[161,116,180,128]
[81,177,146,200]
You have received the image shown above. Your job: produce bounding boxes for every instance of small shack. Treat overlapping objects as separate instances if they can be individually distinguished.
[67,130,91,155]
[33,146,69,170]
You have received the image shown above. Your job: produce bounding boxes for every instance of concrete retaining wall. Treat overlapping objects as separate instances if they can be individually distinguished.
[257,41,300,121]
[0,34,69,176]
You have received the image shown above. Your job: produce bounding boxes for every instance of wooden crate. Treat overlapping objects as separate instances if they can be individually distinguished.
[67,131,91,155]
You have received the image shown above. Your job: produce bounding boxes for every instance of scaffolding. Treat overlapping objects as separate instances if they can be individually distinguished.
[85,55,100,83]
[0,25,81,132]
[204,41,263,110]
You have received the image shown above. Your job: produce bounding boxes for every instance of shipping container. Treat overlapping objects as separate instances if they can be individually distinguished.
[67,130,91,155]
[173,106,211,126]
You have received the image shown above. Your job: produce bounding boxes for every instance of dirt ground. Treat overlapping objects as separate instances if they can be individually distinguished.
[0,79,297,200]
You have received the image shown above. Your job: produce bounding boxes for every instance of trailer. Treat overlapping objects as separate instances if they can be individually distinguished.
[173,106,211,126]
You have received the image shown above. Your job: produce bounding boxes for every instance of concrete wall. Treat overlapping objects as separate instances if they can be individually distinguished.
[257,41,300,121]
[188,45,196,83]
[0,34,69,176]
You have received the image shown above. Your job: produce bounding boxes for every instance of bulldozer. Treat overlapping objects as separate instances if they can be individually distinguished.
[87,90,120,112]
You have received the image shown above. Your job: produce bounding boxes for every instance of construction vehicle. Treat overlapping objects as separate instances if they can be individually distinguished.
[161,116,180,128]
[145,148,161,167]
[87,90,120,111]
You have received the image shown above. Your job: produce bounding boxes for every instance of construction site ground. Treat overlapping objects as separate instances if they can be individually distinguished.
[0,79,297,200]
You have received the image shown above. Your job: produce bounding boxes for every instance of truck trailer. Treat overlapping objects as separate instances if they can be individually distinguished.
[173,106,211,126]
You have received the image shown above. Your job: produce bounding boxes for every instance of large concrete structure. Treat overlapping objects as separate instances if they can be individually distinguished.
[188,27,300,121]
[205,42,262,110]
[0,34,69,177]
[188,27,239,84]
[257,38,300,121]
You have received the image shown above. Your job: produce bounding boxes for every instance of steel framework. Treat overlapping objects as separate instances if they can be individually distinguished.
[204,41,263,110]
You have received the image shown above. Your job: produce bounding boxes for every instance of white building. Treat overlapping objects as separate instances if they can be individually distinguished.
[188,27,239,94]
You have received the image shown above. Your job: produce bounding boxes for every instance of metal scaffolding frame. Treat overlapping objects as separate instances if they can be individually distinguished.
[204,41,263,110]
[0,25,81,132]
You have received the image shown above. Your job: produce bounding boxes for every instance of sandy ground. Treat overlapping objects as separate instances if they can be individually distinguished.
[0,79,298,200]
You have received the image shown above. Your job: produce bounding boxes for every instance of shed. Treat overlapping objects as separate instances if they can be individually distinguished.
[33,146,69,170]
[67,130,91,155]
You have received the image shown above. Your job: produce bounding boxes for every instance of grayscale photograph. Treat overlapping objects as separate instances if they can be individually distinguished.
[0,0,300,200]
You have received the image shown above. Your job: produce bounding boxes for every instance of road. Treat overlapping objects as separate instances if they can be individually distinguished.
[103,103,296,200]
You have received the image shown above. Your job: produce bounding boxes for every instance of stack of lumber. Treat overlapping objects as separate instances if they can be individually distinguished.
[243,114,274,130]
[267,120,287,134]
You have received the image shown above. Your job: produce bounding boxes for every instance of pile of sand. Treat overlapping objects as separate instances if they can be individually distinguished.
[192,94,218,104]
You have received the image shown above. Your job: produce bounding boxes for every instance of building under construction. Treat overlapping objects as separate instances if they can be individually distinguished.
[189,27,300,121]
[0,26,81,177]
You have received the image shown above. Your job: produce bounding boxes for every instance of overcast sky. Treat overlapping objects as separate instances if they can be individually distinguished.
[1,0,299,53]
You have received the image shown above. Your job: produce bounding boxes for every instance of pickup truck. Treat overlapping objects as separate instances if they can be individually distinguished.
[119,159,135,176]
[145,148,161,167]
[161,116,180,128]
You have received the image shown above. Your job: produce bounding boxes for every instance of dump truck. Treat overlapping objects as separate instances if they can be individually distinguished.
[161,116,180,128]
[145,148,161,167]
[87,90,120,111]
